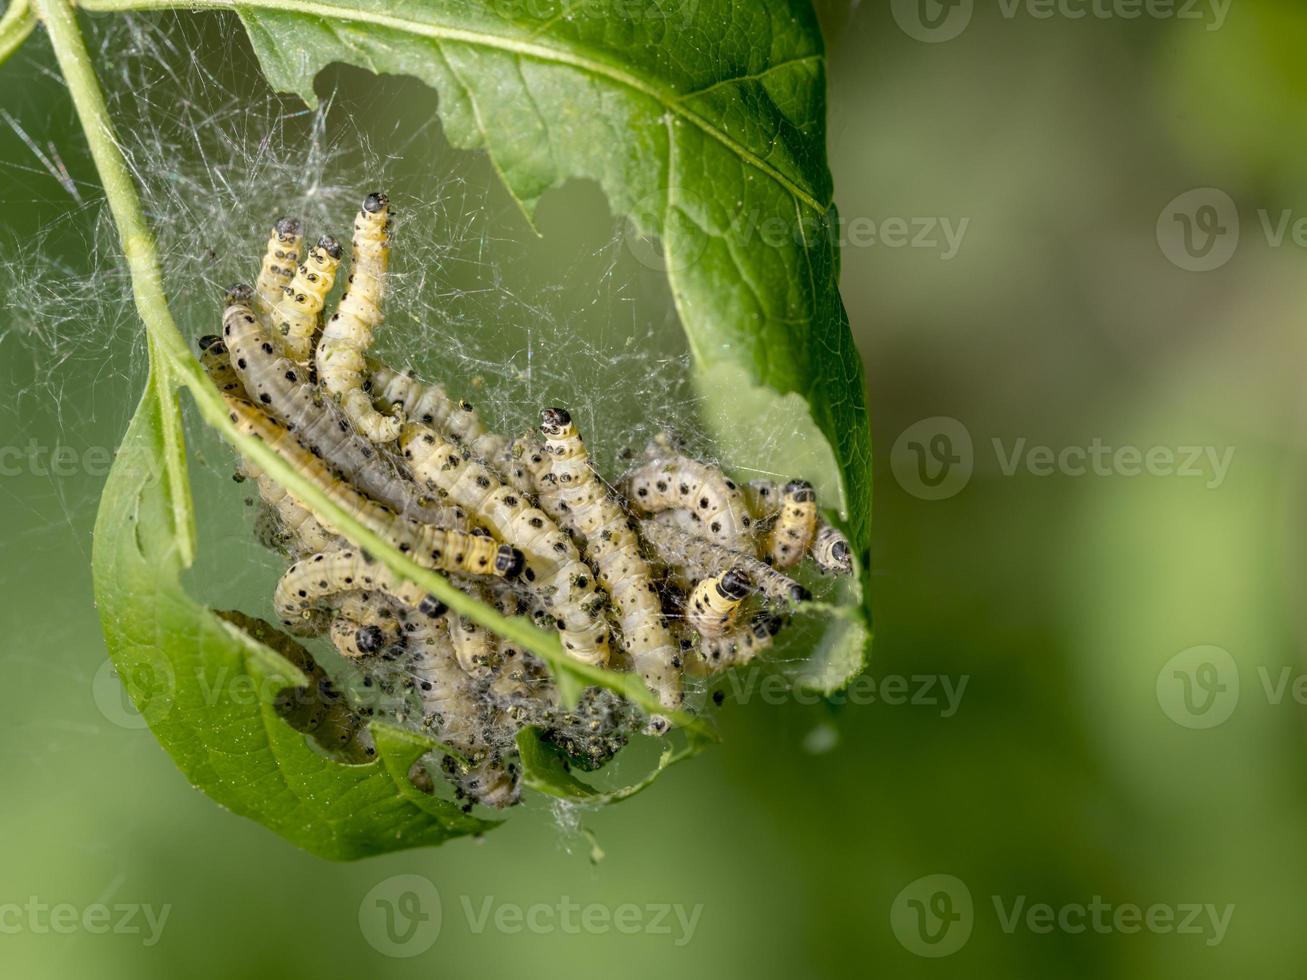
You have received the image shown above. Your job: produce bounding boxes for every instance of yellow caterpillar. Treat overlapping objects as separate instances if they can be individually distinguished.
[223,395,523,582]
[639,512,810,607]
[686,568,752,639]
[624,440,754,552]
[532,408,682,723]
[269,234,341,363]
[743,478,852,575]
[399,421,612,667]
[217,294,452,525]
[253,216,303,323]
[316,193,401,443]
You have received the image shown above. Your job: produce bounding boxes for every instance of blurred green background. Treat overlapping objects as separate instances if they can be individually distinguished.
[3,1,1307,976]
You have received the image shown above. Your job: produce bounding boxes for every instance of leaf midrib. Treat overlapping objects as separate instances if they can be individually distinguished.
[81,0,827,212]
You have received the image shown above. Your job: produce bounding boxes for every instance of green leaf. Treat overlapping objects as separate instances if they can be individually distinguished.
[516,727,705,806]
[92,373,496,859]
[83,0,876,687]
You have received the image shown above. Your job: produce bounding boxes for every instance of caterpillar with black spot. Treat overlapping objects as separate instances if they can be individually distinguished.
[316,193,402,443]
[399,421,612,667]
[253,217,303,323]
[400,616,520,808]
[274,549,454,637]
[532,407,682,724]
[624,442,754,552]
[639,512,810,607]
[197,334,244,394]
[269,234,342,363]
[686,568,752,639]
[246,464,341,558]
[328,590,410,660]
[699,612,785,672]
[369,359,515,476]
[218,290,452,525]
[224,396,523,582]
[744,479,852,575]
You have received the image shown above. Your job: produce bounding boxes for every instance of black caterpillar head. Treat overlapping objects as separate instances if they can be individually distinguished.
[274,215,302,237]
[783,479,816,502]
[355,625,385,655]
[363,191,388,213]
[539,407,571,435]
[496,545,526,580]
[718,568,752,601]
[197,334,225,354]
[224,282,254,306]
[317,235,343,260]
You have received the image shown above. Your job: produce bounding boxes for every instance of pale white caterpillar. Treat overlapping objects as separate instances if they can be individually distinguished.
[368,359,519,481]
[624,441,754,552]
[218,293,453,526]
[316,193,402,443]
[224,396,524,582]
[399,421,612,667]
[269,234,342,363]
[639,512,810,607]
[274,549,452,636]
[532,408,682,724]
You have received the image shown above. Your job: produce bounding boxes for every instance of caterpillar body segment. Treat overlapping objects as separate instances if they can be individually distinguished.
[274,549,452,636]
[220,296,451,525]
[369,359,509,467]
[700,612,784,672]
[254,216,303,322]
[639,514,810,608]
[246,465,340,558]
[449,608,496,678]
[197,334,244,395]
[400,421,612,667]
[534,408,682,718]
[316,193,401,443]
[224,397,522,583]
[811,522,854,576]
[270,234,342,363]
[329,590,409,659]
[744,478,852,576]
[624,445,754,552]
[686,568,753,639]
[402,618,520,809]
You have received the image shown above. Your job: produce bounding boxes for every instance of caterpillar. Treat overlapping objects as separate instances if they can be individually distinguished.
[274,549,453,636]
[265,233,341,363]
[197,334,244,394]
[401,616,520,809]
[699,612,785,672]
[253,216,303,323]
[316,193,401,443]
[686,568,753,639]
[218,292,454,526]
[399,421,612,667]
[448,604,496,678]
[767,480,817,569]
[532,408,682,723]
[225,396,523,582]
[639,513,810,607]
[624,442,754,552]
[236,457,341,558]
[329,590,410,659]
[812,522,854,576]
[743,478,852,575]
[369,359,514,473]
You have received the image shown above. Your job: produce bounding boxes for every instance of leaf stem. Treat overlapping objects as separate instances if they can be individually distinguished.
[0,0,35,67]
